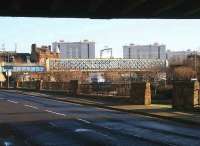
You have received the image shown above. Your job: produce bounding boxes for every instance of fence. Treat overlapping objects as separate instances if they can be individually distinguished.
[17,81,131,97]
[79,82,131,97]
[42,82,71,91]
[17,80,77,94]
[17,81,38,89]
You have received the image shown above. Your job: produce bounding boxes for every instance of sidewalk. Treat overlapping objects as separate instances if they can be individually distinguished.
[5,89,200,126]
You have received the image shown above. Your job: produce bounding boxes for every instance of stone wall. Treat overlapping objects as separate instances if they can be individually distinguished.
[130,82,151,105]
[172,81,199,109]
[17,80,79,95]
[16,80,152,105]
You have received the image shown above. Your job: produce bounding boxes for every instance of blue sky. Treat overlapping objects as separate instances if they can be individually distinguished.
[0,17,200,57]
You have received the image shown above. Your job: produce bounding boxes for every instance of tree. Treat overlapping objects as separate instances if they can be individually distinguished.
[173,66,196,80]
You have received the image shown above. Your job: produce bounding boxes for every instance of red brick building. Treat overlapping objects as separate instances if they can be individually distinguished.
[30,44,60,65]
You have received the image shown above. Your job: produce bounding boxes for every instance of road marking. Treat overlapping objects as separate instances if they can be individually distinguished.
[7,100,18,104]
[77,118,91,124]
[75,128,91,132]
[24,104,39,109]
[49,122,57,127]
[44,110,66,117]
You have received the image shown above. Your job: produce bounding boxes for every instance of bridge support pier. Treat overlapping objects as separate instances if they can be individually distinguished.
[36,80,43,91]
[172,81,200,110]
[69,80,80,96]
[130,82,151,105]
[14,81,19,89]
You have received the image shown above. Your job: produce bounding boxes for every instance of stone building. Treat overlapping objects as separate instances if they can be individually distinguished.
[31,44,60,65]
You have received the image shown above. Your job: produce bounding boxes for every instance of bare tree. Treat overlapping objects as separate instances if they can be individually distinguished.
[173,66,196,80]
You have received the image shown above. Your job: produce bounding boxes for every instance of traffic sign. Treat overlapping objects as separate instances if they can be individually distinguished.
[6,70,12,77]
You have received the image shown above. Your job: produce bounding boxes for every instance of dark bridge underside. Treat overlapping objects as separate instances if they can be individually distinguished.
[1,0,200,19]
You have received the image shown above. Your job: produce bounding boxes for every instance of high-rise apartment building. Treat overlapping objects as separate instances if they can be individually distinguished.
[123,43,166,59]
[52,40,95,59]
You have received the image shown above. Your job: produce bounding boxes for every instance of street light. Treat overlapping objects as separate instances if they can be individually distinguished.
[7,52,10,88]
[194,48,199,79]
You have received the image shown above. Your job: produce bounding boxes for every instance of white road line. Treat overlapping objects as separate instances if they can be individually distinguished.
[7,100,18,104]
[24,104,39,110]
[49,122,57,127]
[77,118,91,124]
[44,109,66,117]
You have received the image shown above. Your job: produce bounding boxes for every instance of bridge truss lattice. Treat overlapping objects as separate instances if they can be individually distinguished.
[48,59,167,72]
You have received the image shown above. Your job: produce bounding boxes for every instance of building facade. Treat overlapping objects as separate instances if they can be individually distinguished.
[123,43,166,59]
[52,40,95,59]
[0,51,31,63]
[31,44,60,65]
[166,50,194,65]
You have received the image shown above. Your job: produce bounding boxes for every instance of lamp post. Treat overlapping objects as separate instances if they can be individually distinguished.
[194,48,198,79]
[195,49,197,74]
[7,52,9,89]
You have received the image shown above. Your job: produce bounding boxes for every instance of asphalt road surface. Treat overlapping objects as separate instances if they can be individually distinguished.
[0,90,200,146]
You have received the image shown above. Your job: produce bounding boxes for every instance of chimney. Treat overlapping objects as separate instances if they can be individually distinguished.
[48,45,51,52]
[26,56,31,63]
[56,45,60,53]
[31,44,37,53]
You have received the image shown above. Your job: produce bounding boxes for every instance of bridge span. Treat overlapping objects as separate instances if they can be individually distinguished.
[47,58,167,72]
[0,59,167,73]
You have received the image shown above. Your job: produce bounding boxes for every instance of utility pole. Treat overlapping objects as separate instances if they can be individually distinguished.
[7,52,10,89]
[15,43,17,53]
[2,43,5,51]
[194,49,197,78]
[100,47,112,58]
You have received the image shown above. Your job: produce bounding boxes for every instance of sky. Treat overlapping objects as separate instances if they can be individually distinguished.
[0,17,200,57]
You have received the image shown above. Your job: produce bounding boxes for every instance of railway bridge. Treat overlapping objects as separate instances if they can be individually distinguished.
[0,59,167,73]
[46,58,167,72]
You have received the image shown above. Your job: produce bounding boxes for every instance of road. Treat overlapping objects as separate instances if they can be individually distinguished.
[0,90,200,146]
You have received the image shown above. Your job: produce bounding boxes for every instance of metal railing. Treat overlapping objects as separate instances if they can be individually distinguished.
[79,82,131,97]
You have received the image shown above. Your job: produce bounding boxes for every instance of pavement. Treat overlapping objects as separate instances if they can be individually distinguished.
[0,90,200,146]
[7,89,200,126]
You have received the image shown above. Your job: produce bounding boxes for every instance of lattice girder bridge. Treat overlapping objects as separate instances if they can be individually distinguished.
[47,59,167,72]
